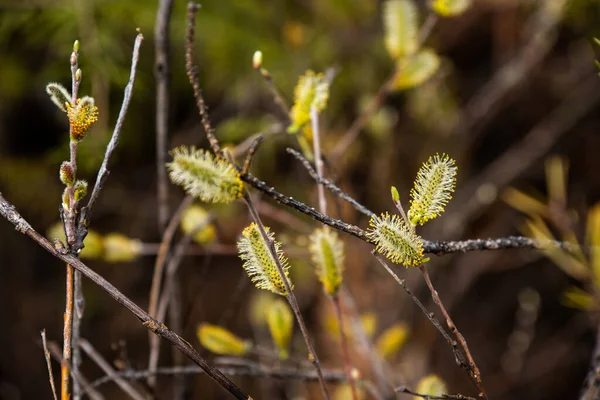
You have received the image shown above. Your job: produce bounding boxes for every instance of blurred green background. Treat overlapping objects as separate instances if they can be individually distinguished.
[2,0,600,399]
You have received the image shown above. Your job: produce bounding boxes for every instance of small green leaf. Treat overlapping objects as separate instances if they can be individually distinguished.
[392,49,441,91]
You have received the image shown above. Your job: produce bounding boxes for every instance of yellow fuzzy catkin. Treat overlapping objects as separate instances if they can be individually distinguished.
[408,153,457,226]
[267,299,294,359]
[431,0,472,17]
[197,323,249,356]
[288,70,329,133]
[167,146,244,204]
[383,0,419,59]
[309,227,345,296]
[66,96,99,142]
[237,222,293,296]
[368,213,425,267]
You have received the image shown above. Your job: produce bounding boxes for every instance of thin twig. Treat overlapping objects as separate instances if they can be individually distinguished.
[62,264,74,400]
[84,33,144,225]
[372,253,465,368]
[155,0,174,231]
[331,295,358,400]
[242,135,264,175]
[0,192,251,400]
[90,363,347,389]
[396,385,476,400]
[185,2,222,157]
[253,61,291,124]
[79,339,146,400]
[287,148,375,218]
[41,330,58,400]
[47,341,104,400]
[242,192,330,400]
[419,265,487,400]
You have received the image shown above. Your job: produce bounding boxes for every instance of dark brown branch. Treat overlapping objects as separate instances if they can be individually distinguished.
[0,192,250,400]
[241,171,578,255]
[396,385,476,400]
[286,148,375,218]
[185,2,222,157]
[155,0,175,231]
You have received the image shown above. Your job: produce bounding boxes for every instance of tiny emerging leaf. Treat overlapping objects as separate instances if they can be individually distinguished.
[267,299,294,359]
[46,83,71,112]
[392,49,441,91]
[197,323,250,356]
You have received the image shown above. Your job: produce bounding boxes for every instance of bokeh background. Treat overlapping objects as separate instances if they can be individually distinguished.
[1,0,600,399]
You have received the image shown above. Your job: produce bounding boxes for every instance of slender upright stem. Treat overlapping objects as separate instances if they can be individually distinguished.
[63,43,82,400]
[62,265,74,400]
[155,0,174,231]
[310,107,327,215]
[310,106,356,399]
[243,193,330,400]
[331,295,358,400]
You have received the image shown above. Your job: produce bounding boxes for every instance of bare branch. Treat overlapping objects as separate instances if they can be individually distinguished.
[0,192,251,400]
[185,2,222,156]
